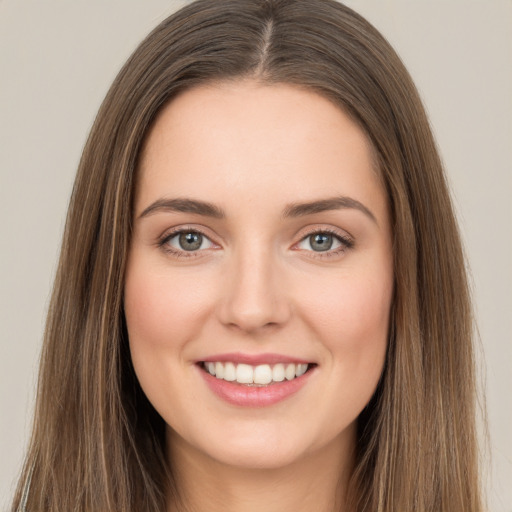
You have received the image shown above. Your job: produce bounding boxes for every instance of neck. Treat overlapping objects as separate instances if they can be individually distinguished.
[166,426,355,512]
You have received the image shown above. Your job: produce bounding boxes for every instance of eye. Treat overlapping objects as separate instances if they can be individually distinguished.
[160,229,215,255]
[295,230,353,256]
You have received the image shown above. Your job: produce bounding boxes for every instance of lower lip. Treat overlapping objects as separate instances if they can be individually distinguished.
[197,365,315,407]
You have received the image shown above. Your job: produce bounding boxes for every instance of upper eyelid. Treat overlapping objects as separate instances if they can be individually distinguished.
[159,224,351,241]
[295,225,354,244]
[159,225,218,243]
[293,230,353,253]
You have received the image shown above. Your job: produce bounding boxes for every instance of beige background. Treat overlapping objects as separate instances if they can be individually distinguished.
[1,1,510,510]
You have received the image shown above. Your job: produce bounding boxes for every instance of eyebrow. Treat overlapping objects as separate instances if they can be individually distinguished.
[138,196,377,223]
[282,196,377,223]
[139,198,225,219]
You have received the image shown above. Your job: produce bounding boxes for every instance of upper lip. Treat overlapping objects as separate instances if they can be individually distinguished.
[198,352,313,365]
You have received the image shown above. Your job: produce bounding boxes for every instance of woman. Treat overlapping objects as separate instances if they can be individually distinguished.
[11,0,483,510]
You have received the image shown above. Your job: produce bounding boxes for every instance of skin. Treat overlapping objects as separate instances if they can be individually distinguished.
[124,80,394,512]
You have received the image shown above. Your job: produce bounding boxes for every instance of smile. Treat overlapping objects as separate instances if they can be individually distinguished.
[197,357,316,407]
[202,361,310,386]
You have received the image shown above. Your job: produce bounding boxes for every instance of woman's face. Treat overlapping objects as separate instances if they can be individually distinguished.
[124,81,393,470]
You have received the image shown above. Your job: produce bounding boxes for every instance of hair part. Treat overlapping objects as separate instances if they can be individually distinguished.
[13,1,483,511]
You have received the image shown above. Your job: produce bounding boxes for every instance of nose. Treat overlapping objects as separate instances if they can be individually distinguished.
[217,244,291,334]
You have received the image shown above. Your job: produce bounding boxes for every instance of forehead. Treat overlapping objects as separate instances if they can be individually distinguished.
[135,80,386,220]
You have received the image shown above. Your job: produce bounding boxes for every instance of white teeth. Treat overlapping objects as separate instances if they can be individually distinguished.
[253,364,272,385]
[203,361,311,385]
[285,363,296,380]
[272,363,285,382]
[296,363,308,377]
[215,362,224,379]
[236,364,254,384]
[224,362,236,381]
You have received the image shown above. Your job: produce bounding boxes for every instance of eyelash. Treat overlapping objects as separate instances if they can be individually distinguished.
[298,227,354,258]
[157,226,213,259]
[157,226,354,260]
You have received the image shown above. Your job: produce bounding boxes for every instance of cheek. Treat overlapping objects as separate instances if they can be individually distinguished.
[306,273,392,349]
[124,268,174,399]
[309,271,392,425]
[298,263,393,404]
[124,263,211,351]
[123,259,212,404]
[123,259,219,425]
[125,276,177,351]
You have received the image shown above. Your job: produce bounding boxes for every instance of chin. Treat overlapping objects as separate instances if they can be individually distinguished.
[217,441,304,470]
[168,417,344,472]
[168,420,315,470]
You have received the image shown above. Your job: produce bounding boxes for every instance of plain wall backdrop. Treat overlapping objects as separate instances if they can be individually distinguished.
[1,1,511,510]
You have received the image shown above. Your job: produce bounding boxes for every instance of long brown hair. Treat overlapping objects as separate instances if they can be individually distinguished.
[12,1,483,510]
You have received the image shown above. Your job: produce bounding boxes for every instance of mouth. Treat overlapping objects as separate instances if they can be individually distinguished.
[196,357,317,407]
[199,361,315,387]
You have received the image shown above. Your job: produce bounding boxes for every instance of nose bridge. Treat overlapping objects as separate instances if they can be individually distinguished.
[218,238,289,333]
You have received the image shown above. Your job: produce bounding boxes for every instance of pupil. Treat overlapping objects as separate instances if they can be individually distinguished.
[179,232,202,251]
[311,233,332,252]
